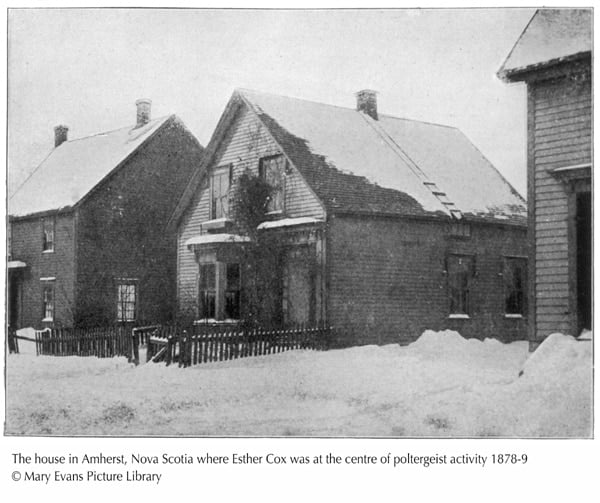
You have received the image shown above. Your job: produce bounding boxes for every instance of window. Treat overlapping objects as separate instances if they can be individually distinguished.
[211,166,232,219]
[117,281,137,322]
[42,282,54,321]
[224,263,241,319]
[199,263,216,319]
[504,257,527,316]
[447,254,474,316]
[259,155,285,212]
[42,218,55,252]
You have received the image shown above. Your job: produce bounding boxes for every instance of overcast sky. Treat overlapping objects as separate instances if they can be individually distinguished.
[8,8,534,197]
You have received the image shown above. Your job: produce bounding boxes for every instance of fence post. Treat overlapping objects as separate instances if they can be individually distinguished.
[131,329,140,366]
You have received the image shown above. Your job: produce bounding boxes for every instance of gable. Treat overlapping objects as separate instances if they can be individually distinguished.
[9,116,171,218]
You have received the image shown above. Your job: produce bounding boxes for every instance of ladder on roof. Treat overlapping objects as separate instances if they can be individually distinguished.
[361,114,463,219]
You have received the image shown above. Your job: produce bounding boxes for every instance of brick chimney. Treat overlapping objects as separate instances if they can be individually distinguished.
[356,89,378,120]
[54,125,69,147]
[135,99,152,127]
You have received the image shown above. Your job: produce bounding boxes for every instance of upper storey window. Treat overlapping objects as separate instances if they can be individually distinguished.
[211,165,232,219]
[259,155,285,213]
[42,217,55,252]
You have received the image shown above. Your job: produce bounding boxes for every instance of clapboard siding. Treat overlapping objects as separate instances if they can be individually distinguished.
[531,73,591,340]
[177,103,324,312]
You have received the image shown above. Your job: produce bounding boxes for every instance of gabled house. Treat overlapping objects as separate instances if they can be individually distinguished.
[498,9,592,348]
[170,89,528,345]
[8,100,204,329]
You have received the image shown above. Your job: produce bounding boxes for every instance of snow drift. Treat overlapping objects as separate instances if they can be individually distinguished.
[5,329,592,437]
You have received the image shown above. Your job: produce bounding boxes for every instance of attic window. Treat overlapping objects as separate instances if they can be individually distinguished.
[211,165,232,219]
[259,155,285,213]
[42,217,55,252]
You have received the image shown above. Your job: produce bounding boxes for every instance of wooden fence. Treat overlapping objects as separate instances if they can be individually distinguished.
[24,323,331,366]
[147,324,332,367]
[34,326,132,359]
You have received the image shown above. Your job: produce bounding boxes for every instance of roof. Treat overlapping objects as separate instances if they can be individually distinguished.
[237,89,526,225]
[9,116,173,217]
[499,9,592,80]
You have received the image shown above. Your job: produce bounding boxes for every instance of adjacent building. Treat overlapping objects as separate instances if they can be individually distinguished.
[170,89,528,346]
[498,9,592,347]
[8,100,204,329]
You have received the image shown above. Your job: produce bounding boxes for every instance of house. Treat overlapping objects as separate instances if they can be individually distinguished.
[8,100,204,329]
[498,9,592,348]
[170,88,528,346]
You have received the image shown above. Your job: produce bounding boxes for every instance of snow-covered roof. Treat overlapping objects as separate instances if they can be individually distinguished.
[239,89,526,225]
[7,260,27,269]
[9,116,172,217]
[185,233,251,250]
[499,9,592,79]
[257,217,324,230]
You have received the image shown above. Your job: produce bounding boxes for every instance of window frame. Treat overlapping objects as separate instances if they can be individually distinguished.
[446,254,475,318]
[224,263,242,320]
[210,165,233,220]
[42,217,55,253]
[116,279,138,323]
[197,262,242,321]
[259,154,286,214]
[503,256,527,318]
[198,263,217,320]
[41,280,55,322]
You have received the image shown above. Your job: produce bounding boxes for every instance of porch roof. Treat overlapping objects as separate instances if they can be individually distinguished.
[185,233,251,251]
[8,260,27,269]
[257,217,324,230]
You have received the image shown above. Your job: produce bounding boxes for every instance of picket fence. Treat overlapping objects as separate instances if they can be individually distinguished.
[24,323,332,366]
[147,324,332,367]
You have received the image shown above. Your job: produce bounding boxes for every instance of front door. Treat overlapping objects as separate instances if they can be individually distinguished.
[576,191,592,332]
[283,247,315,325]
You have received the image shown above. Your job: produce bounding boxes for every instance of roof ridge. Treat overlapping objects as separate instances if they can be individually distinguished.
[66,115,171,144]
[238,88,457,129]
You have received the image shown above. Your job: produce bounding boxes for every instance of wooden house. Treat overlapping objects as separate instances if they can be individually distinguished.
[8,100,204,329]
[499,9,592,347]
[170,89,528,346]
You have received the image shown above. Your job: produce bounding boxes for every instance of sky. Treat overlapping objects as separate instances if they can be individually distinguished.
[7,8,534,197]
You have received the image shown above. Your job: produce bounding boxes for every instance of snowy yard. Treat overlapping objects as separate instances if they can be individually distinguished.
[5,330,592,437]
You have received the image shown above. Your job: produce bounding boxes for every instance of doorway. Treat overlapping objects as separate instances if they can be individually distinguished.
[576,191,592,332]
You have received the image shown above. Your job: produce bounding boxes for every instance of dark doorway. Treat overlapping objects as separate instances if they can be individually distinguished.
[576,191,592,332]
[8,272,21,329]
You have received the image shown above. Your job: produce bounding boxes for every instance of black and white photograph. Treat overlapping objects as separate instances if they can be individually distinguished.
[4,6,592,444]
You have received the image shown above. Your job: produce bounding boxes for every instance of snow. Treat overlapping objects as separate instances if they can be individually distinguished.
[257,217,324,230]
[5,329,591,437]
[500,9,591,76]
[7,260,27,268]
[185,233,251,249]
[9,116,171,217]
[240,89,525,222]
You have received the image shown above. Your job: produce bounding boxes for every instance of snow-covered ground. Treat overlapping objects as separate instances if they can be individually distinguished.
[5,329,592,437]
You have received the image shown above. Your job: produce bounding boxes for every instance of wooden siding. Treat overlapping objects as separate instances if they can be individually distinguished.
[177,104,324,312]
[328,215,528,345]
[531,74,591,341]
[9,213,76,328]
